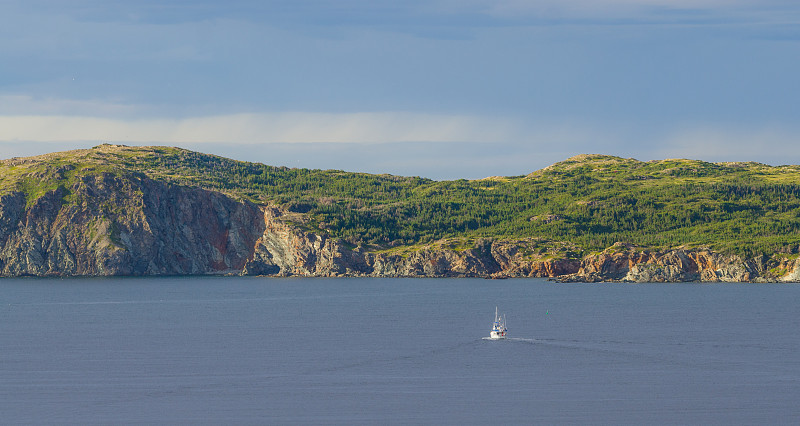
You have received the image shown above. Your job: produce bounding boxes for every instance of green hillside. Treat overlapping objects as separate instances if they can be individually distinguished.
[3,144,800,259]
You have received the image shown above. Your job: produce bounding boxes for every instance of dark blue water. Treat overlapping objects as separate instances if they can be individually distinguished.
[2,277,799,425]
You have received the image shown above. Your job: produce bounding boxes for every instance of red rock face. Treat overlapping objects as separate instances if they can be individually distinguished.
[245,220,582,278]
[0,173,265,276]
[553,247,777,283]
[0,174,795,281]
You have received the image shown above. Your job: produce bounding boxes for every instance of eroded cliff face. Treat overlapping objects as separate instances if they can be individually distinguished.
[242,213,800,282]
[553,244,788,283]
[0,172,264,276]
[781,260,800,282]
[242,208,579,278]
[2,177,798,281]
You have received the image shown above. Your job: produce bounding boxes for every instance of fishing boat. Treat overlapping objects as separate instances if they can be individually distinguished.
[487,306,508,340]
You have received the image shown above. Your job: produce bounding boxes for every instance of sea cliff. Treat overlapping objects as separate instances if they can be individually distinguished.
[242,210,800,282]
[0,172,263,276]
[2,182,797,281]
[242,207,581,278]
[2,145,799,282]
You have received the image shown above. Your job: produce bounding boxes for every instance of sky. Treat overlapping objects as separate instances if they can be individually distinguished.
[1,0,798,179]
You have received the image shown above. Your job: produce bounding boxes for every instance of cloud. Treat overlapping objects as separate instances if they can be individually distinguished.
[0,95,144,117]
[7,1,795,34]
[2,109,798,180]
[0,111,523,145]
[456,0,784,15]
[430,0,793,22]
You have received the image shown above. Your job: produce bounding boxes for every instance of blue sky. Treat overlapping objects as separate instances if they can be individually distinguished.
[1,0,798,179]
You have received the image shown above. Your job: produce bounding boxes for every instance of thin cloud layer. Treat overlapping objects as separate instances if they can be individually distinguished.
[4,1,796,33]
[0,112,520,144]
[1,117,797,180]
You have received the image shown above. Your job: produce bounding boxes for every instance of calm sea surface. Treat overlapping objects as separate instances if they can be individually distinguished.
[2,277,799,425]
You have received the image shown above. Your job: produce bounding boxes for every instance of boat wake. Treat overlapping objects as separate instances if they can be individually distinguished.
[508,337,537,343]
[482,337,538,342]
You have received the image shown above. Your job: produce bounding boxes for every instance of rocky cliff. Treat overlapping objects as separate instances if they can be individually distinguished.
[241,210,800,282]
[1,170,798,281]
[0,172,264,276]
[0,179,582,278]
[241,207,580,278]
[552,243,800,283]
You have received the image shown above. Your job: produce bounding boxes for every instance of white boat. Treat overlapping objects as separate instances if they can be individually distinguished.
[487,306,508,340]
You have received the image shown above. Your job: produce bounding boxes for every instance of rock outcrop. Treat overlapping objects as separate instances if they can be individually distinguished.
[0,172,264,276]
[242,209,580,278]
[554,243,782,283]
[0,175,577,279]
[1,176,797,282]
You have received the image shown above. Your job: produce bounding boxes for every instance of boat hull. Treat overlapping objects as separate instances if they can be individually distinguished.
[488,331,507,340]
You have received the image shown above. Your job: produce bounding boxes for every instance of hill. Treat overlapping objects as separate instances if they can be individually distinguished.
[1,144,799,281]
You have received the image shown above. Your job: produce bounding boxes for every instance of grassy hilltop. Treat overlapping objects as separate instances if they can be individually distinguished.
[2,144,800,260]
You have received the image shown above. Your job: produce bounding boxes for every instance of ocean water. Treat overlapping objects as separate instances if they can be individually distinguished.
[2,277,799,425]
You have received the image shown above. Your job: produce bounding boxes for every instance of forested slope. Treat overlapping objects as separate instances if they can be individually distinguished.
[4,145,800,257]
